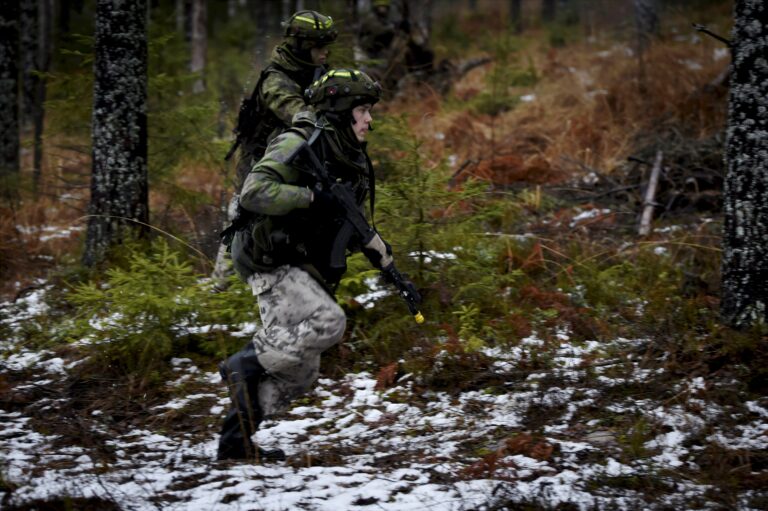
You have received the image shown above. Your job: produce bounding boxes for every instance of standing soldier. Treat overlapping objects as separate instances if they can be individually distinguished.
[213,10,338,288]
[216,69,421,461]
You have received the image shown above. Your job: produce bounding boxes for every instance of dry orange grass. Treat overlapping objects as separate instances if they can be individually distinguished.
[393,31,729,187]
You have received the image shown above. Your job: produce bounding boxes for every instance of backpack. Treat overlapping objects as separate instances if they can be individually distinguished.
[224,65,283,191]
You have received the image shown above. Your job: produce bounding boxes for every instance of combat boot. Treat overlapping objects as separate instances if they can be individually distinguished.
[217,343,285,462]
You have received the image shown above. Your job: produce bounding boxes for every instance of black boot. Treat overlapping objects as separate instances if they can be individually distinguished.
[216,343,285,462]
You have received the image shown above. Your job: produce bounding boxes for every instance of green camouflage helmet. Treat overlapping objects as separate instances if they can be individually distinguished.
[372,0,391,7]
[305,69,382,113]
[283,10,338,48]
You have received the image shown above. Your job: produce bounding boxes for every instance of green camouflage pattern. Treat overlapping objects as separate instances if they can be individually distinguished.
[248,265,346,417]
[260,44,317,127]
[239,113,316,216]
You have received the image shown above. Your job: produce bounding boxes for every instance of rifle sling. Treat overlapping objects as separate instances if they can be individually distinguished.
[298,126,377,230]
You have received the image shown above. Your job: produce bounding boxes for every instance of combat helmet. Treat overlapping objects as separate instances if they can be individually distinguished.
[305,69,382,113]
[283,10,338,51]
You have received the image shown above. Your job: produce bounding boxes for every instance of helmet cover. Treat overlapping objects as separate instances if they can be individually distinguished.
[305,69,382,113]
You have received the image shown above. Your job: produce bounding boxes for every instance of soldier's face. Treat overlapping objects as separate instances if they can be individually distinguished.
[310,46,330,66]
[351,104,373,143]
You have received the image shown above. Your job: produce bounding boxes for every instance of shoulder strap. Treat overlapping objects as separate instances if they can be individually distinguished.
[365,152,376,230]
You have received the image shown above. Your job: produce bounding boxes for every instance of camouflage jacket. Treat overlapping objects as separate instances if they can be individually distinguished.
[260,44,322,127]
[232,112,372,286]
[234,44,326,190]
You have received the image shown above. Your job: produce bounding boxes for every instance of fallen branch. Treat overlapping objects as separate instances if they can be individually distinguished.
[639,150,663,236]
[692,23,731,47]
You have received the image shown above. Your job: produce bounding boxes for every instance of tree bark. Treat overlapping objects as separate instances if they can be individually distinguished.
[190,0,207,93]
[33,0,52,194]
[633,0,659,55]
[20,0,52,193]
[84,0,149,267]
[721,0,768,328]
[510,0,522,33]
[0,0,20,201]
[542,0,556,22]
[20,0,37,131]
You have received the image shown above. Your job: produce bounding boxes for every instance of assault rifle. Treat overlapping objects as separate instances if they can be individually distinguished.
[300,138,424,324]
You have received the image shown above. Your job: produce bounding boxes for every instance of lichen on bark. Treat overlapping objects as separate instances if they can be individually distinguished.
[83,0,149,266]
[721,0,768,328]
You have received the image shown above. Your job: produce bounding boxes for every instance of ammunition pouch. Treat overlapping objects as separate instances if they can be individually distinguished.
[231,215,300,280]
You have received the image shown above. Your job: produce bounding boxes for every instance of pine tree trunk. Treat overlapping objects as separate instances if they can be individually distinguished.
[83,0,149,267]
[20,0,52,193]
[20,0,37,132]
[190,0,207,93]
[33,0,53,194]
[0,0,20,201]
[721,0,768,328]
[510,0,522,33]
[633,0,659,55]
[542,0,556,22]
[282,0,291,21]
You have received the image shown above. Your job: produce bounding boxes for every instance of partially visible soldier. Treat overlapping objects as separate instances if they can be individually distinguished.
[212,10,338,289]
[356,0,435,94]
[357,0,397,63]
[216,69,419,462]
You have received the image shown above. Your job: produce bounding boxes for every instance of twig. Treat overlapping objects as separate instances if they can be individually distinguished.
[639,150,663,236]
[692,23,731,47]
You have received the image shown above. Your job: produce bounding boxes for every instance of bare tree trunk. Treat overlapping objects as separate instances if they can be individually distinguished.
[510,0,522,33]
[347,0,359,26]
[191,0,207,93]
[33,0,52,194]
[634,0,659,55]
[282,0,291,21]
[176,0,184,33]
[20,0,36,132]
[721,0,768,328]
[0,0,20,202]
[633,0,658,93]
[19,0,52,194]
[84,0,149,267]
[542,0,556,22]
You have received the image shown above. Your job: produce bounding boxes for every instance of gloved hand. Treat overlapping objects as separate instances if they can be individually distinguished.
[362,232,393,269]
[310,188,343,215]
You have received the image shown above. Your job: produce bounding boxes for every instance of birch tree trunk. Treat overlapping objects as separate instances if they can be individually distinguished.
[0,0,20,201]
[83,0,149,267]
[190,0,207,93]
[721,0,768,328]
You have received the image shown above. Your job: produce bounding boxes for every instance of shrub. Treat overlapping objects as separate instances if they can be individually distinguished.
[65,238,257,387]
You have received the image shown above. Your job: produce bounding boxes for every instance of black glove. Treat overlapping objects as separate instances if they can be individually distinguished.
[362,233,393,269]
[310,188,343,215]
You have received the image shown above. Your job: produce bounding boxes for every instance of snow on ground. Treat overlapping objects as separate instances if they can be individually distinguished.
[1,292,767,510]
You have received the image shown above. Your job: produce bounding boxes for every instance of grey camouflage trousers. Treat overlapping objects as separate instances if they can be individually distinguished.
[248,265,346,417]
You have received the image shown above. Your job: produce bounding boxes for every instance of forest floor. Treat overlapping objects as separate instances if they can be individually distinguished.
[3,8,767,509]
[1,207,767,511]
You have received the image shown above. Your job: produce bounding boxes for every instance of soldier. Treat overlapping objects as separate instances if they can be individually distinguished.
[216,69,418,462]
[212,10,338,289]
[357,0,397,63]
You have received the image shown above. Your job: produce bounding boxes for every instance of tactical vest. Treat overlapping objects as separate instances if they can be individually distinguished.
[229,123,374,290]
